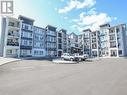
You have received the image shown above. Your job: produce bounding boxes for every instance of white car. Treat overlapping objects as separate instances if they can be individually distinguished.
[73,53,88,61]
[61,53,75,61]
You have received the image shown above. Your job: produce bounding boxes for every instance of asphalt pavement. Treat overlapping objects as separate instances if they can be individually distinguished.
[0,58,127,95]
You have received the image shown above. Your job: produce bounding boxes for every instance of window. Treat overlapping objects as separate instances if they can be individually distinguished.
[92,38,96,43]
[24,40,27,45]
[34,51,37,55]
[23,50,27,55]
[58,39,62,43]
[40,44,43,47]
[109,30,115,33]
[110,42,116,48]
[25,25,28,30]
[116,28,120,33]
[40,51,43,55]
[29,41,32,46]
[92,51,97,56]
[30,33,32,37]
[122,26,126,31]
[7,50,12,54]
[9,22,14,26]
[111,50,117,56]
[118,50,122,55]
[110,35,116,40]
[58,33,62,37]
[92,44,97,49]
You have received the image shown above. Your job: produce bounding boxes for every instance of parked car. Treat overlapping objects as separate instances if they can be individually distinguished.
[61,53,75,61]
[73,53,88,61]
[61,53,88,61]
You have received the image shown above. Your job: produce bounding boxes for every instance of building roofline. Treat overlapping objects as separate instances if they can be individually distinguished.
[109,23,126,29]
[18,15,35,21]
[46,25,57,29]
[69,32,77,36]
[59,29,67,32]
[34,26,45,30]
[4,16,21,22]
[100,23,110,27]
[83,29,91,32]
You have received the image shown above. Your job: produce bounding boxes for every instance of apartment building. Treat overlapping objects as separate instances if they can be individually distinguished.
[0,16,22,58]
[0,15,127,58]
[32,26,46,57]
[99,24,110,57]
[82,29,92,57]
[91,31,99,57]
[68,32,80,54]
[78,34,84,54]
[57,29,67,57]
[18,15,34,57]
[62,29,67,53]
[67,34,71,53]
[45,25,57,57]
[109,24,127,57]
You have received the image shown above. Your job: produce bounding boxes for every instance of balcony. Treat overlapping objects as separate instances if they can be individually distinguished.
[8,22,20,29]
[20,45,32,50]
[8,32,19,37]
[58,33,62,38]
[7,42,19,46]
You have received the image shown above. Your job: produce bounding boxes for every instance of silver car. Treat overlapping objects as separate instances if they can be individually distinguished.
[61,53,75,61]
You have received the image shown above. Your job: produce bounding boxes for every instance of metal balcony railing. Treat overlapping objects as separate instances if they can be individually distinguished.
[7,42,19,46]
[8,32,19,37]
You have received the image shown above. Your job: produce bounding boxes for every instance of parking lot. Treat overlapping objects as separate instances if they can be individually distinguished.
[0,58,127,95]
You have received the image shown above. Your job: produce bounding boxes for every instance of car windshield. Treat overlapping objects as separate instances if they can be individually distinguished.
[73,53,79,56]
[70,54,73,56]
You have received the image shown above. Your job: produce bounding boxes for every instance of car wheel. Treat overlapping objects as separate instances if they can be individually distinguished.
[70,58,73,61]
[79,58,82,61]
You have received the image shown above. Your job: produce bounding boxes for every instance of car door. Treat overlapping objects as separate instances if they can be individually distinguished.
[66,53,70,60]
[64,53,68,59]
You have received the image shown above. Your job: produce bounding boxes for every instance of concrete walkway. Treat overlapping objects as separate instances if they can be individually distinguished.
[0,57,21,66]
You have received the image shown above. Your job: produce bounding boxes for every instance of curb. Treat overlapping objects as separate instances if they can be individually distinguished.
[0,59,22,66]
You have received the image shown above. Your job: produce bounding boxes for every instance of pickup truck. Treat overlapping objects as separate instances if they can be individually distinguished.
[61,53,88,61]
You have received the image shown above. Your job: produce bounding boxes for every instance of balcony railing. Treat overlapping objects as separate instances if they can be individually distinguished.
[8,32,19,37]
[8,22,20,28]
[8,24,20,28]
[7,42,19,46]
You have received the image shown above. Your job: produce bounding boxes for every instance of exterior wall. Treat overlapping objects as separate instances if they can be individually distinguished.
[57,29,67,57]
[99,24,110,57]
[62,30,67,53]
[109,24,126,57]
[45,25,57,57]
[82,29,92,57]
[32,26,46,57]
[91,31,99,57]
[67,34,71,53]
[18,15,34,57]
[68,33,79,54]
[0,17,22,58]
[0,17,6,56]
[78,34,83,54]
[32,48,46,57]
[1,16,127,58]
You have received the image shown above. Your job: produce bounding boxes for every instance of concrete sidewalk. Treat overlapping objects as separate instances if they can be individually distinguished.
[0,57,21,66]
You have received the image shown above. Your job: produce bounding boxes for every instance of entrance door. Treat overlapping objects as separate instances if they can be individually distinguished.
[58,51,62,57]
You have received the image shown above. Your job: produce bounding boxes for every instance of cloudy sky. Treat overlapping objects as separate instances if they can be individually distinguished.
[0,0,127,34]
